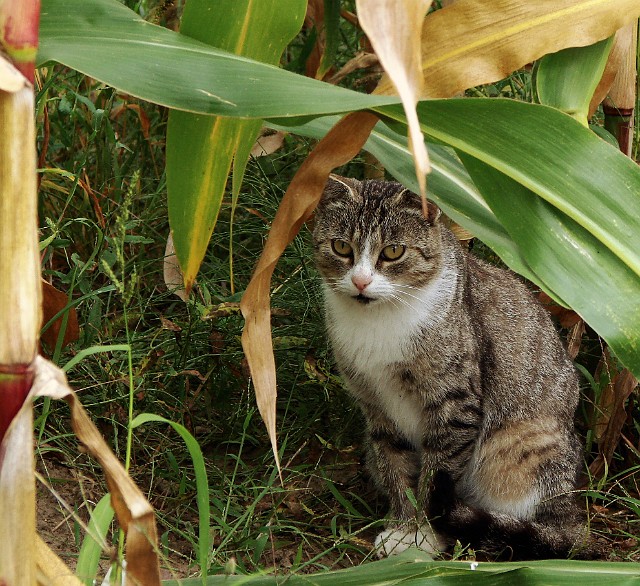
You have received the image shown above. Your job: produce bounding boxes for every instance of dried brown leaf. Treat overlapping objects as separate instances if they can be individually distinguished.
[603,21,638,111]
[33,357,161,585]
[304,0,326,78]
[538,291,582,329]
[41,280,80,354]
[327,52,379,85]
[240,111,379,473]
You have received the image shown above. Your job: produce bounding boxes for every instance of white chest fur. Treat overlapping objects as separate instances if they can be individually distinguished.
[323,265,456,445]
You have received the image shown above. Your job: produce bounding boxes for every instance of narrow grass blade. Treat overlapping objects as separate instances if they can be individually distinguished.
[62,344,131,373]
[76,493,115,586]
[131,413,210,583]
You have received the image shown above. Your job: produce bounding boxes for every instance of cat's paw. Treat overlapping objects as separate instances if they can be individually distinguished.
[374,524,443,558]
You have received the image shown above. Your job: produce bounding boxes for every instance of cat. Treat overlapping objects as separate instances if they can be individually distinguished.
[312,176,586,560]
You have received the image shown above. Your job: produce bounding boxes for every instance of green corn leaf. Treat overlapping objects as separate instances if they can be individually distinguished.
[460,152,640,376]
[392,97,640,377]
[161,550,640,585]
[37,0,396,118]
[166,0,306,292]
[535,36,614,125]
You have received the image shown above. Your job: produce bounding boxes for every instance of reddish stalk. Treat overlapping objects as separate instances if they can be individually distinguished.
[0,0,41,83]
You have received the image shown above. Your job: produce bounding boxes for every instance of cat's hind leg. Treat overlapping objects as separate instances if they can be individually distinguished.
[447,417,586,559]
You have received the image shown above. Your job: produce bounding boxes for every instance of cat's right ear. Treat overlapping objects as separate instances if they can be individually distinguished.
[320,175,362,206]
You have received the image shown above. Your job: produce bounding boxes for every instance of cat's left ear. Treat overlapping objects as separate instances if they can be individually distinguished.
[425,201,442,225]
[394,189,442,225]
[320,175,362,206]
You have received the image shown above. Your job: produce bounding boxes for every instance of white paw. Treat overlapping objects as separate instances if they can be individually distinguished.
[374,524,443,558]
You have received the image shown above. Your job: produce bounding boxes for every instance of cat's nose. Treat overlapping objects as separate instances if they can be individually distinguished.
[352,273,373,292]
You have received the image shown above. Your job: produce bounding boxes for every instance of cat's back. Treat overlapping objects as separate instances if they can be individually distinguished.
[462,250,579,415]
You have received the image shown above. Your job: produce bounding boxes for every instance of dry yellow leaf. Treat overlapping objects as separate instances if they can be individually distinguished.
[359,0,432,201]
[240,112,379,473]
[375,0,640,99]
[36,535,84,586]
[588,26,631,117]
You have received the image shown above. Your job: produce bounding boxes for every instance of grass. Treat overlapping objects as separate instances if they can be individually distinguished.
[33,1,640,581]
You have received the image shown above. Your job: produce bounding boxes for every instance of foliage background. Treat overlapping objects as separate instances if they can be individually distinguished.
[32,0,640,580]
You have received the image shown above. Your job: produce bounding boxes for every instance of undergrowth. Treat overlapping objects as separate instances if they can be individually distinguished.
[34,0,640,580]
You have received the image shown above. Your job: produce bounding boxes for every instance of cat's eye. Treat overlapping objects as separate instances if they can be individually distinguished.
[380,244,406,261]
[331,239,353,257]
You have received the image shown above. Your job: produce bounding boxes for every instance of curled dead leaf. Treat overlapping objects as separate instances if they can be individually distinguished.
[240,111,379,474]
[164,232,189,302]
[250,128,286,158]
[33,356,161,585]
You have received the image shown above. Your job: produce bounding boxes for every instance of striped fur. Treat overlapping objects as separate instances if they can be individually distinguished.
[312,178,586,560]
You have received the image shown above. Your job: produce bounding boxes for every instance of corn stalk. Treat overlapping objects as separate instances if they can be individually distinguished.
[0,60,41,586]
[602,20,637,155]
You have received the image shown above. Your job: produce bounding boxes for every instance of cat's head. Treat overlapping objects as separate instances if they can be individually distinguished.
[312,177,444,306]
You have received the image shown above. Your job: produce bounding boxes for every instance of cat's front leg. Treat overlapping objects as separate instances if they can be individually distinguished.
[374,523,445,558]
[365,422,420,521]
[364,417,445,557]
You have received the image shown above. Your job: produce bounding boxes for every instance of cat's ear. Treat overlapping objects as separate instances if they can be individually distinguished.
[426,201,442,225]
[394,189,442,225]
[321,175,362,205]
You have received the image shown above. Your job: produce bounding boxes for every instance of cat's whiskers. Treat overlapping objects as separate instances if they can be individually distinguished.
[389,293,415,312]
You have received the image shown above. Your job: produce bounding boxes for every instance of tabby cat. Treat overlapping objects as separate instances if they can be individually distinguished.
[312,177,586,560]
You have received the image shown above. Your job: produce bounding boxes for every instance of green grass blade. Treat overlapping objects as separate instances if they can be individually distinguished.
[76,493,114,586]
[62,344,131,372]
[131,413,210,583]
[166,0,306,291]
